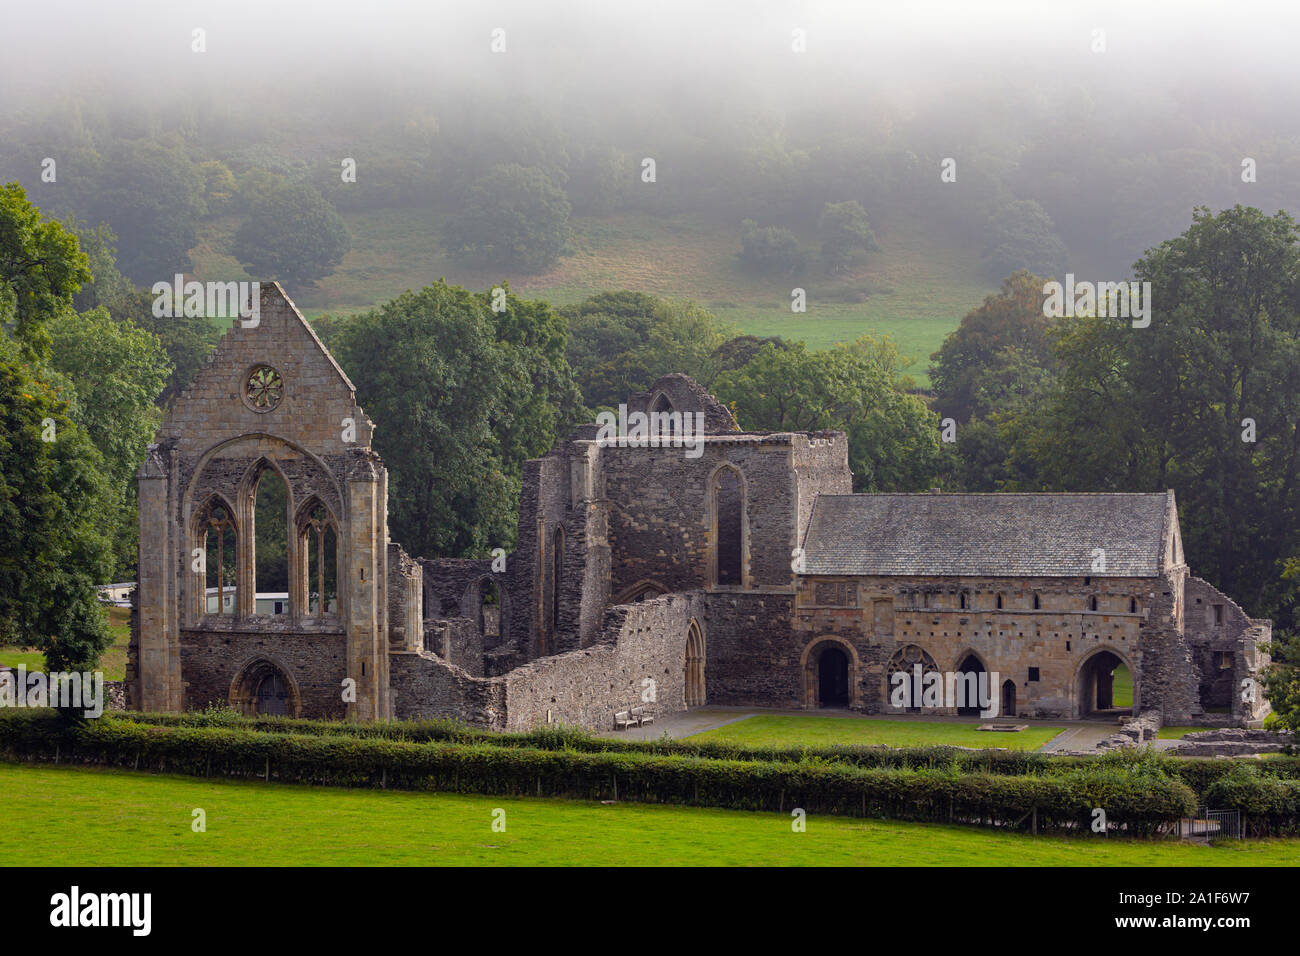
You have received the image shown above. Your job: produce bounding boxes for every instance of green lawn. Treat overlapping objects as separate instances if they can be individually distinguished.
[687,714,1064,750]
[1157,726,1202,740]
[1112,665,1133,709]
[186,208,992,387]
[0,607,129,682]
[2,762,1291,866]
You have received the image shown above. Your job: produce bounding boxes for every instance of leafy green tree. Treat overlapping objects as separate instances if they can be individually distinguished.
[738,219,807,275]
[713,336,945,491]
[326,281,582,558]
[983,200,1068,281]
[0,182,91,361]
[1009,206,1300,620]
[233,182,351,289]
[68,221,134,313]
[46,306,170,576]
[198,160,238,216]
[443,164,571,272]
[0,342,114,671]
[111,289,221,406]
[561,291,735,409]
[80,140,205,283]
[930,270,1057,423]
[1263,559,1300,730]
[818,200,879,274]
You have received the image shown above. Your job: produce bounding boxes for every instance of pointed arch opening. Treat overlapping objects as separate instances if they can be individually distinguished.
[685,620,706,707]
[229,657,302,717]
[710,464,746,588]
[248,461,291,615]
[885,644,939,713]
[955,652,987,717]
[551,524,565,633]
[195,495,238,616]
[296,497,339,618]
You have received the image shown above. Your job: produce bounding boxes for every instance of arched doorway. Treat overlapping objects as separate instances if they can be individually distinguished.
[955,653,986,717]
[230,658,300,718]
[1001,679,1016,719]
[256,672,289,715]
[886,644,939,712]
[818,647,849,708]
[1078,650,1130,717]
[684,621,706,707]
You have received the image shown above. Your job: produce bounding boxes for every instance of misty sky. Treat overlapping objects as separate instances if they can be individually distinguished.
[4,1,1300,129]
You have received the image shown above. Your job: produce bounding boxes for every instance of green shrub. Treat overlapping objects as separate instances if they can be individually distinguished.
[0,712,1195,836]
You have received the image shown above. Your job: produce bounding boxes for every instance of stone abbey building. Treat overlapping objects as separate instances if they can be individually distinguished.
[128,283,1271,730]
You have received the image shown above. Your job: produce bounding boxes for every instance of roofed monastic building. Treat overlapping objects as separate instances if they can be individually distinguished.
[128,284,1271,729]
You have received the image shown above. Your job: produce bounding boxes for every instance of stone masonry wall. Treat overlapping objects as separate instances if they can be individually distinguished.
[178,626,348,719]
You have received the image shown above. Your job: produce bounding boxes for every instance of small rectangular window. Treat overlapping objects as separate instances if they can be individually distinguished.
[1027,667,1040,682]
[1213,604,1224,626]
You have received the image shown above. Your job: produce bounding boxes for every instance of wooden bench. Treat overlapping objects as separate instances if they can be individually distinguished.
[630,706,654,727]
[614,710,636,730]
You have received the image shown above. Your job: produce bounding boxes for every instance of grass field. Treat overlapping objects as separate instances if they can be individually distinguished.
[186,208,994,386]
[1157,726,1201,740]
[687,714,1064,750]
[0,607,129,682]
[1113,665,1133,709]
[3,763,1292,867]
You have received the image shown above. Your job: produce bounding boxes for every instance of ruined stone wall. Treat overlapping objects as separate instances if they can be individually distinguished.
[420,617,483,676]
[696,591,802,707]
[386,542,422,653]
[389,592,706,732]
[1183,576,1272,721]
[502,592,706,731]
[603,435,800,598]
[178,626,348,719]
[389,651,507,728]
[134,283,394,720]
[792,433,852,543]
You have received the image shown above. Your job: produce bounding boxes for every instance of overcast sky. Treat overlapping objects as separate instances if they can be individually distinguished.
[3,1,1299,123]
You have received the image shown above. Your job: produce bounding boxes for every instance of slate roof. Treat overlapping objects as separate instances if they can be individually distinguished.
[802,492,1172,578]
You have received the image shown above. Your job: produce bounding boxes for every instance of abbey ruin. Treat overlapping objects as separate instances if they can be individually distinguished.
[127,283,1272,731]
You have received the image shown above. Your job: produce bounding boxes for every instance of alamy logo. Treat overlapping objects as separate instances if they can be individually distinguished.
[50,886,151,936]
[594,403,705,459]
[1042,274,1152,328]
[151,276,261,327]
[889,665,1001,718]
[0,665,103,718]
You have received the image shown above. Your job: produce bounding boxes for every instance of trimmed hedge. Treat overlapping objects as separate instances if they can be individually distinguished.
[1204,773,1300,836]
[103,710,1300,795]
[0,711,1195,836]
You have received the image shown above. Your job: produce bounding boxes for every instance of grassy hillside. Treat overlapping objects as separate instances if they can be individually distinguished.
[4,763,1292,866]
[0,607,129,682]
[187,208,995,386]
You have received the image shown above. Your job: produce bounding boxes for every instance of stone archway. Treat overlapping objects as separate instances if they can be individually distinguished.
[818,647,849,707]
[684,620,706,707]
[954,652,986,717]
[1076,649,1133,718]
[1001,678,1017,719]
[885,644,940,713]
[229,657,302,718]
[801,638,859,709]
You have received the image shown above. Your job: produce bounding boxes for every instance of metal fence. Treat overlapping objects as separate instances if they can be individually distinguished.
[1180,807,1242,840]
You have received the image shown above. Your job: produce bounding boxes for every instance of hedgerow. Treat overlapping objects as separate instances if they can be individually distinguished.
[92,710,1300,795]
[0,711,1195,836]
